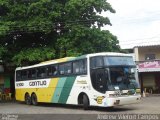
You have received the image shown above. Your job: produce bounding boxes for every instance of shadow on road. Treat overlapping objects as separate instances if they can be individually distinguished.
[33,102,136,112]
[2,101,137,112]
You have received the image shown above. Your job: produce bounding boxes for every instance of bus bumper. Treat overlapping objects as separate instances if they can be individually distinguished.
[105,95,141,107]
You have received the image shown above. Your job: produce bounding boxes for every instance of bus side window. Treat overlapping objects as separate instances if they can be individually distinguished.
[46,66,52,76]
[21,70,27,80]
[37,68,46,78]
[73,61,79,74]
[31,69,36,78]
[52,65,58,76]
[90,57,103,69]
[27,69,36,79]
[64,62,72,74]
[16,71,21,81]
[59,64,65,75]
[73,59,87,74]
[28,70,32,79]
[79,60,87,73]
[59,63,72,75]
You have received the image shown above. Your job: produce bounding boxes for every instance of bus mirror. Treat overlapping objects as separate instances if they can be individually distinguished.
[105,69,109,78]
[131,68,134,73]
[105,69,108,74]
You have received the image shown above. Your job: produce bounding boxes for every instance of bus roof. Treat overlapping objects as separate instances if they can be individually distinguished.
[16,52,132,71]
[85,52,133,57]
[16,57,76,70]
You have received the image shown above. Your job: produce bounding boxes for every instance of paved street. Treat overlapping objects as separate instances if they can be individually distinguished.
[0,96,160,114]
[0,96,160,120]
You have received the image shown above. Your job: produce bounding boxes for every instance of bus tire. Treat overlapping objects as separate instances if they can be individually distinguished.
[31,93,38,106]
[83,94,89,110]
[25,93,31,105]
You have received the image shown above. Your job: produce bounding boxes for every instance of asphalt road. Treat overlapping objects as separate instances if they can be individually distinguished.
[0,96,160,120]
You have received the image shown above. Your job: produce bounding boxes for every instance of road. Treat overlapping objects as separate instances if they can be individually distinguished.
[0,96,160,120]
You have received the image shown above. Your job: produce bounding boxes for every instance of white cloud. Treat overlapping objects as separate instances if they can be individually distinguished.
[103,0,160,49]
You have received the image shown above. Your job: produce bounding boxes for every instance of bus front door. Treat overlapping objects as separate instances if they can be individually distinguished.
[91,68,108,93]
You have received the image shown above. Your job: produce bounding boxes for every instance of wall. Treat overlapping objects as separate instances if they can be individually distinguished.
[139,46,160,61]
[0,75,10,93]
[134,47,139,61]
[134,46,160,61]
[0,75,4,84]
[142,73,155,88]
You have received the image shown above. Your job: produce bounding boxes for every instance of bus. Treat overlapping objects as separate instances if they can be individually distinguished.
[15,52,141,109]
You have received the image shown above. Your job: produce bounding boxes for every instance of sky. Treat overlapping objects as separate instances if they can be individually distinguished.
[102,0,160,49]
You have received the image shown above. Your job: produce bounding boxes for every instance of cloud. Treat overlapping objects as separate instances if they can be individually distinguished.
[103,0,160,49]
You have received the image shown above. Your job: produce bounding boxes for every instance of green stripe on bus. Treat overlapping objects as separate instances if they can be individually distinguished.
[51,77,67,103]
[67,55,87,61]
[58,76,76,104]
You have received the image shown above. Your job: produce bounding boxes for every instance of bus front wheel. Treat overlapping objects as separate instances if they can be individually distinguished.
[25,93,31,105]
[83,94,89,110]
[31,93,38,106]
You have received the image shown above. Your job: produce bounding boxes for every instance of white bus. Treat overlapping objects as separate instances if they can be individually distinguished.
[15,52,141,109]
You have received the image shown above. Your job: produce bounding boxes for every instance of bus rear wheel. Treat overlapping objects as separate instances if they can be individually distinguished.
[25,93,31,105]
[31,93,38,106]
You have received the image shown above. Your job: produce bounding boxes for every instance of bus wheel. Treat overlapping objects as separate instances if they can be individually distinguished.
[83,94,89,110]
[31,93,38,106]
[25,93,31,105]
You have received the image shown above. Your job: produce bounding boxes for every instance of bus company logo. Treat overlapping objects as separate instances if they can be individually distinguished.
[77,80,87,84]
[94,96,105,104]
[29,80,47,86]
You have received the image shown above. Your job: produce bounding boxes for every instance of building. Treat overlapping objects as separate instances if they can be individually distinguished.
[0,62,14,97]
[134,45,160,94]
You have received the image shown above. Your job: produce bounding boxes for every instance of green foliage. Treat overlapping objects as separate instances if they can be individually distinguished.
[0,0,120,66]
[56,25,120,57]
[0,45,7,57]
[12,47,55,66]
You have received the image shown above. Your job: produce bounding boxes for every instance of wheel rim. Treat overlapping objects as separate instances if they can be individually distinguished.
[25,94,31,105]
[32,94,37,105]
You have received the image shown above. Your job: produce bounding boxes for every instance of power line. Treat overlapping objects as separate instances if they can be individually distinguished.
[0,19,100,32]
[110,16,160,25]
[111,11,160,21]
[0,19,103,26]
[120,34,160,42]
[119,39,160,45]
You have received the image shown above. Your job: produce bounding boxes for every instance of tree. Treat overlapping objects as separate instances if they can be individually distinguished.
[0,0,120,66]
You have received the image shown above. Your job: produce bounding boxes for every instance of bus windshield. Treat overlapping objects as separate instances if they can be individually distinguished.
[104,56,135,66]
[108,67,139,90]
[90,55,139,92]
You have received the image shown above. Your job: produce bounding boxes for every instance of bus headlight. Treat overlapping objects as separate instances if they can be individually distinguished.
[109,93,120,97]
[106,91,120,97]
